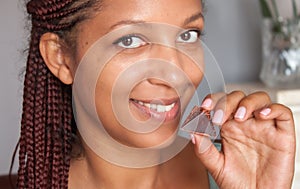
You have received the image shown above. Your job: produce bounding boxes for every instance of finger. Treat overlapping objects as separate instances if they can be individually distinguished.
[200,92,227,110]
[191,133,224,178]
[256,104,295,134]
[234,91,271,122]
[211,91,246,125]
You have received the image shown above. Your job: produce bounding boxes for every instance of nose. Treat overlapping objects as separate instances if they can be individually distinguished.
[146,45,192,89]
[149,44,184,69]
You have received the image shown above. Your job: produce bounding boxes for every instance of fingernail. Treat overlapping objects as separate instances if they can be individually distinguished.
[212,109,224,125]
[260,108,271,116]
[201,98,212,108]
[190,134,196,144]
[235,106,246,120]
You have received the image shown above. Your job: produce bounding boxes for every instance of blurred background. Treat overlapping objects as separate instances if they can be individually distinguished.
[0,0,291,175]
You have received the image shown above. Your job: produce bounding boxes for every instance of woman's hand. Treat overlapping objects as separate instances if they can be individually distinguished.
[192,91,296,189]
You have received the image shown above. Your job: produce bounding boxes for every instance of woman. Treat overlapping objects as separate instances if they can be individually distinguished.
[17,0,296,188]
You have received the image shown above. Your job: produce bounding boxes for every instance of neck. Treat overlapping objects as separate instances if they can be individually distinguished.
[70,143,166,189]
[69,136,191,189]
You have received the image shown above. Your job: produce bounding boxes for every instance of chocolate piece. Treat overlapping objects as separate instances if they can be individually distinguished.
[181,106,221,143]
[182,106,210,126]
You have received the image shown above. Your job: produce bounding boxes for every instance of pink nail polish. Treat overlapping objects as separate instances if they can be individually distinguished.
[201,98,212,109]
[190,134,196,144]
[235,106,246,120]
[260,108,271,116]
[212,109,224,125]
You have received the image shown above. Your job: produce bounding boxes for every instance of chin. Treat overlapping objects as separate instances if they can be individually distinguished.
[124,120,180,149]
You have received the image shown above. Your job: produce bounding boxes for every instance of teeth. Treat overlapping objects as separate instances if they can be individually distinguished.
[150,104,157,110]
[144,103,151,108]
[157,105,165,113]
[135,100,175,113]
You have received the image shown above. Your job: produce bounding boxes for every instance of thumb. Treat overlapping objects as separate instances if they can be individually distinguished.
[191,134,224,177]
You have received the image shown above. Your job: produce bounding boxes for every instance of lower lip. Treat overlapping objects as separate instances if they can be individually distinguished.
[130,100,180,122]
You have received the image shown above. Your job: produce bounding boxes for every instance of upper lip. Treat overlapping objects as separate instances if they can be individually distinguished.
[130,97,180,105]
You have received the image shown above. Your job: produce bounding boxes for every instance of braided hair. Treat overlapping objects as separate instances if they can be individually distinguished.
[17,0,101,188]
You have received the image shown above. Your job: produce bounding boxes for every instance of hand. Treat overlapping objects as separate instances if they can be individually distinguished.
[192,91,296,189]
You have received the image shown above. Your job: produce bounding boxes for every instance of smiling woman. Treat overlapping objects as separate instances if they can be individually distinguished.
[15,0,296,189]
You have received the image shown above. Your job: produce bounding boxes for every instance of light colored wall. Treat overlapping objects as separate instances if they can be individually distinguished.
[0,1,26,175]
[0,0,277,175]
[204,0,262,83]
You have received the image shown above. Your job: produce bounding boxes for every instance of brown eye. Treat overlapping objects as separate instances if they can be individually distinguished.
[180,32,191,41]
[114,35,147,49]
[122,37,133,47]
[177,30,201,43]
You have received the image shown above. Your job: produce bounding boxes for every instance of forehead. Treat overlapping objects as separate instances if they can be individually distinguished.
[101,0,202,23]
[101,0,203,25]
[82,0,202,35]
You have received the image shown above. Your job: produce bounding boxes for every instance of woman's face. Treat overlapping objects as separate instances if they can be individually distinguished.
[73,0,204,147]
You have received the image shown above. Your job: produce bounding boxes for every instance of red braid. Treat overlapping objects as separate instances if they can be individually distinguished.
[16,0,102,188]
[27,0,74,17]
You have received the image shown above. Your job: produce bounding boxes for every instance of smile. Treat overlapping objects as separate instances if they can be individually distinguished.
[130,98,180,121]
[132,99,176,113]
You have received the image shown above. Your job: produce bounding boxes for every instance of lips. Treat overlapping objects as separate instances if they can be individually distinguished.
[129,98,180,121]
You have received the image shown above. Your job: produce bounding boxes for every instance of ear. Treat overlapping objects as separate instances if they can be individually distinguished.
[39,32,74,85]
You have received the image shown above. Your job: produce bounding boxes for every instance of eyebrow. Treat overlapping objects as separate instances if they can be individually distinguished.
[183,12,204,25]
[109,12,204,30]
[110,20,146,30]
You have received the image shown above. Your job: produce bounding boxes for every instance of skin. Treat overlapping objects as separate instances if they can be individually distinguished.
[194,92,296,189]
[39,0,296,188]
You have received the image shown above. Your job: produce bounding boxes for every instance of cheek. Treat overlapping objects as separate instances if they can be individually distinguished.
[192,67,204,87]
[94,61,121,113]
[94,64,129,144]
[182,60,204,88]
[177,47,204,88]
[94,60,120,119]
[94,72,114,128]
[93,57,135,139]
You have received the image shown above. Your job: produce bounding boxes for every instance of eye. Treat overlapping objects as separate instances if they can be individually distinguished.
[114,35,147,49]
[177,30,201,43]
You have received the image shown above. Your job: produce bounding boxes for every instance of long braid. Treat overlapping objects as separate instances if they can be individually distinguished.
[18,28,41,188]
[33,43,48,188]
[50,76,64,188]
[61,85,73,188]
[17,0,101,188]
